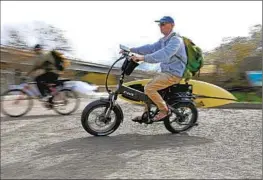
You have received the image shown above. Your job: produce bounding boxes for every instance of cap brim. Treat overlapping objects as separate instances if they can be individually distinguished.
[155,20,169,23]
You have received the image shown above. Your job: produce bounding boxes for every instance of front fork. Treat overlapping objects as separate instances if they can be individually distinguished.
[105,93,116,118]
[105,74,124,118]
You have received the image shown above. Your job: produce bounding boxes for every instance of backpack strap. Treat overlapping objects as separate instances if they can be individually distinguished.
[169,32,187,65]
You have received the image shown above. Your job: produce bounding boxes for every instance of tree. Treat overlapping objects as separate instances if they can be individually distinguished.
[3,21,73,53]
[5,28,28,49]
[248,24,262,56]
[32,21,72,52]
[203,24,262,87]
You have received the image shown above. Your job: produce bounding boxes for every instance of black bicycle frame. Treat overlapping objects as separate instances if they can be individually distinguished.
[119,85,148,102]
[105,71,194,117]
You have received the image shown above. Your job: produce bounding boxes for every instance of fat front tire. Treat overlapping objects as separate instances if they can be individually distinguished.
[81,100,123,136]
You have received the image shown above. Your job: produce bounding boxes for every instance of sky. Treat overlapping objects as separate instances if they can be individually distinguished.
[1,1,262,66]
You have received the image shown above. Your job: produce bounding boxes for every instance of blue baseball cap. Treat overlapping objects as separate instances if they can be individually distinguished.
[155,16,174,24]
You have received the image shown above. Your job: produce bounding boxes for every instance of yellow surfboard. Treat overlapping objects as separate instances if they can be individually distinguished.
[119,79,237,108]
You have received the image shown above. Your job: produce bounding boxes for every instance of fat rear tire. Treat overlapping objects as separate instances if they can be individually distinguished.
[164,102,198,133]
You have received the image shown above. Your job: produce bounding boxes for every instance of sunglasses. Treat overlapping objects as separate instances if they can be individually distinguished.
[159,23,168,27]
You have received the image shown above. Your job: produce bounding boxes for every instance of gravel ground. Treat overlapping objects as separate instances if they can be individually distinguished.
[1,98,262,179]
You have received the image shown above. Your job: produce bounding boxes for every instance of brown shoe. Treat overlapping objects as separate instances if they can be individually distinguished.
[132,112,148,122]
[132,116,143,122]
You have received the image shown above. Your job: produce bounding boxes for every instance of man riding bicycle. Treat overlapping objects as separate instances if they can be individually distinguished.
[26,44,60,101]
[123,16,187,122]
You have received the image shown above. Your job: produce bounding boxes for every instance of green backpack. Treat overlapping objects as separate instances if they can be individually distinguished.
[172,33,204,81]
[50,50,65,71]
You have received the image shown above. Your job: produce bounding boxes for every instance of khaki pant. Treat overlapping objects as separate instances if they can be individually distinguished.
[144,72,182,112]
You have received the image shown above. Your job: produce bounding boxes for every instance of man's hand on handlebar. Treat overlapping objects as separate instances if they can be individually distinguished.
[119,45,144,62]
[130,55,144,62]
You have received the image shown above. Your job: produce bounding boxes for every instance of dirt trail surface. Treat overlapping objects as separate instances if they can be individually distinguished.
[1,98,262,179]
